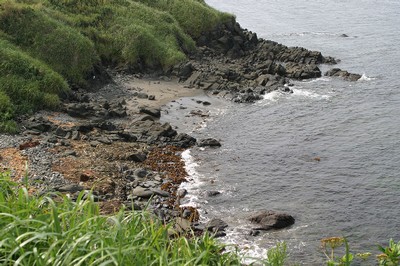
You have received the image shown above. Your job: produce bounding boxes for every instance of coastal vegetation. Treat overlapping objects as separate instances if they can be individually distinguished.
[0,0,234,132]
[0,172,242,265]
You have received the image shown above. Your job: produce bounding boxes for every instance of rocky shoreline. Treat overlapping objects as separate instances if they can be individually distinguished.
[0,20,360,237]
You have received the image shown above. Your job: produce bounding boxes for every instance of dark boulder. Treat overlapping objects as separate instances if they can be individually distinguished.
[197,138,221,147]
[249,210,295,230]
[325,68,361,81]
[173,133,196,148]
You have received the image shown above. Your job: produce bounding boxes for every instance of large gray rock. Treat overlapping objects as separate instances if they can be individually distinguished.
[249,210,295,230]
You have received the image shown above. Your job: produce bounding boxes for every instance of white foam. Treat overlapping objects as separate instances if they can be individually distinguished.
[179,149,207,208]
[358,73,376,81]
[262,90,284,102]
[291,88,330,99]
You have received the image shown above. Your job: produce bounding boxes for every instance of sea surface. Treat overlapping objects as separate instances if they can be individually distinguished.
[163,0,400,264]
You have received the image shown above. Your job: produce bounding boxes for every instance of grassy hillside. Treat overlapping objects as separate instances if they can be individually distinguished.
[0,0,233,132]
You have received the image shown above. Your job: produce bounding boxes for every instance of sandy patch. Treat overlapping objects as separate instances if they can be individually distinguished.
[123,77,204,114]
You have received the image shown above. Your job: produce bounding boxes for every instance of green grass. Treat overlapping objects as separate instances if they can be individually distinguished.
[0,38,70,132]
[0,0,233,132]
[0,172,242,265]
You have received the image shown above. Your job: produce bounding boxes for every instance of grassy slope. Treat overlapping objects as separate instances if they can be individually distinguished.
[0,0,233,132]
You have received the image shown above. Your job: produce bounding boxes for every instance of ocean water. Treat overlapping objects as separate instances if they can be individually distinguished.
[164,0,400,263]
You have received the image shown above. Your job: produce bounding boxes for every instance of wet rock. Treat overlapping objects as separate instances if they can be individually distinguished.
[197,138,221,147]
[325,68,361,81]
[249,210,295,230]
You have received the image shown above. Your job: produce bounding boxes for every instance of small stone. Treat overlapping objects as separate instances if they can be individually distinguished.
[148,95,155,100]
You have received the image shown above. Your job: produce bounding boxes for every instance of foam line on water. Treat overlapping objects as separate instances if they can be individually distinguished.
[179,149,207,208]
[291,88,330,99]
